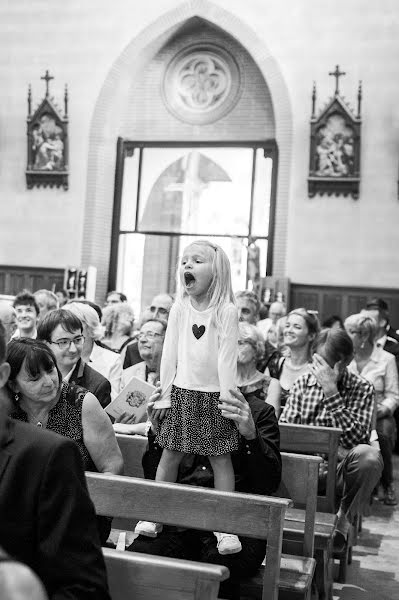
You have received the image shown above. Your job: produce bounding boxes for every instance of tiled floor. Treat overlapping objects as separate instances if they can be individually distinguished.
[332,454,399,600]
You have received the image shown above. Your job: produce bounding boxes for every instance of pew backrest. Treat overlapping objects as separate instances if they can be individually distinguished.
[279,423,341,513]
[280,452,321,557]
[117,433,147,478]
[102,547,228,600]
[87,472,290,600]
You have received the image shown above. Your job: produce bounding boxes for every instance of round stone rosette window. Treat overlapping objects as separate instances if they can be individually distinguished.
[162,44,242,125]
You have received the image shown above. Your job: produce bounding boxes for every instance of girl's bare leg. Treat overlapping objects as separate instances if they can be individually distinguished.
[208,453,242,555]
[156,448,185,483]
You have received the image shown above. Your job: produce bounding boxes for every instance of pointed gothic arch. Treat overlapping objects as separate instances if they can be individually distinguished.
[83,0,292,301]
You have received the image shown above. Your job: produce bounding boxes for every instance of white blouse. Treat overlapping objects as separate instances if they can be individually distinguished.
[348,345,399,415]
[155,297,238,409]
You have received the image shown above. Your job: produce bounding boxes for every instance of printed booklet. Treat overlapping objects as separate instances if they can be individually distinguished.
[105,376,155,422]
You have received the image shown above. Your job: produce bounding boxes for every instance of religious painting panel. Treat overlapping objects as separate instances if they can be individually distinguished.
[26,70,69,190]
[308,65,361,199]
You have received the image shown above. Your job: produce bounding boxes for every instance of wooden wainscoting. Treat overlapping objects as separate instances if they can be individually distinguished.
[290,283,399,325]
[0,265,64,297]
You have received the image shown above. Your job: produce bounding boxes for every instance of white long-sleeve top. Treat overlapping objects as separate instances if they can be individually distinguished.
[155,297,238,409]
[348,345,399,415]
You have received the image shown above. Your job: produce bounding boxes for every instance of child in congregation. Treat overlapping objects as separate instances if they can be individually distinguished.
[135,239,242,555]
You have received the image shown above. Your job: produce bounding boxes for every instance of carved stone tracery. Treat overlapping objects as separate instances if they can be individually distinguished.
[163,44,241,124]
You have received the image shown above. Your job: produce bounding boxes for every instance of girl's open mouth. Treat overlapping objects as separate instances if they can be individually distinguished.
[184,272,196,287]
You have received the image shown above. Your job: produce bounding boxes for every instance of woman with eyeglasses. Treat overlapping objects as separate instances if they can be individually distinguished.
[237,322,281,414]
[6,337,124,544]
[113,318,167,435]
[266,308,320,415]
[345,312,398,506]
[36,309,111,408]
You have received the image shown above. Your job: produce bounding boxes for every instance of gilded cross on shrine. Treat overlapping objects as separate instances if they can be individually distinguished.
[41,69,54,98]
[329,64,346,95]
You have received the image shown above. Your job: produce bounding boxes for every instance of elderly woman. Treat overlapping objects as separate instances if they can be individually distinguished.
[237,322,281,414]
[65,302,122,400]
[113,318,166,435]
[345,312,398,506]
[37,308,112,408]
[102,303,136,355]
[6,338,124,543]
[266,308,320,414]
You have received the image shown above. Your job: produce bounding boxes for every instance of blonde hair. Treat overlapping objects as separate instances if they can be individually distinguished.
[102,303,135,337]
[238,322,265,362]
[64,302,104,341]
[344,313,377,346]
[178,240,235,329]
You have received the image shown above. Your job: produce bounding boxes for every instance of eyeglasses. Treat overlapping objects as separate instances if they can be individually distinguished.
[138,331,164,341]
[238,339,257,349]
[149,306,169,316]
[50,335,85,350]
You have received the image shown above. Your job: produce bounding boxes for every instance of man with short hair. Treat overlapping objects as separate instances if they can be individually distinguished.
[104,291,127,307]
[0,302,17,341]
[124,293,174,369]
[280,327,383,552]
[12,291,39,339]
[257,300,286,340]
[33,289,59,323]
[235,290,260,324]
[0,321,111,600]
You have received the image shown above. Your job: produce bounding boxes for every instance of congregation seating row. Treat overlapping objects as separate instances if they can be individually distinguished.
[87,423,347,600]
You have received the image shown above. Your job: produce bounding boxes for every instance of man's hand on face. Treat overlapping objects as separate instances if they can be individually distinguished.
[310,353,339,398]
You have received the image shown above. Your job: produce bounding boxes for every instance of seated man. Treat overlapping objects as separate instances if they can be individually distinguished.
[0,546,47,600]
[124,293,174,369]
[12,291,39,340]
[280,327,383,552]
[0,322,111,600]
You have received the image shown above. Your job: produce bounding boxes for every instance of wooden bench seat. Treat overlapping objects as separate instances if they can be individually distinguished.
[87,472,290,600]
[280,423,344,599]
[114,435,319,600]
[102,546,229,600]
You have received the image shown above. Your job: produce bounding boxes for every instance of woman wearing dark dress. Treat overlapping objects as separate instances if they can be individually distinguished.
[6,338,123,543]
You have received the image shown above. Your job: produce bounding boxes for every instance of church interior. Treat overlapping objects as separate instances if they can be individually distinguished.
[0,1,398,599]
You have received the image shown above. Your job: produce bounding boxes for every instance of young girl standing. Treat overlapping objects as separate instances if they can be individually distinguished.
[136,239,242,555]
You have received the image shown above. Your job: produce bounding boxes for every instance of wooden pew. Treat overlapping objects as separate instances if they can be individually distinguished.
[87,472,290,600]
[102,546,228,600]
[241,452,320,600]
[279,423,341,513]
[279,423,345,596]
[114,434,319,600]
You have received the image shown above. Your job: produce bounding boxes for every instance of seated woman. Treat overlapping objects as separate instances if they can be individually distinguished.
[65,302,123,400]
[113,317,166,436]
[237,322,281,414]
[6,338,124,543]
[266,308,319,415]
[37,309,111,408]
[345,312,398,506]
[127,340,282,599]
[101,303,136,358]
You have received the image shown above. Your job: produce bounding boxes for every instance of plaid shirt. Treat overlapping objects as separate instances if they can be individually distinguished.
[279,368,374,449]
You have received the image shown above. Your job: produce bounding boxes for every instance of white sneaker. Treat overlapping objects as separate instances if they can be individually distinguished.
[214,532,242,555]
[134,521,163,538]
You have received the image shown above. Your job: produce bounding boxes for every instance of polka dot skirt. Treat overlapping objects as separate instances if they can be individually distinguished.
[156,385,240,456]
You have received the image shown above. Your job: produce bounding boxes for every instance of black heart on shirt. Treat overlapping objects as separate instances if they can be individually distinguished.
[192,324,205,339]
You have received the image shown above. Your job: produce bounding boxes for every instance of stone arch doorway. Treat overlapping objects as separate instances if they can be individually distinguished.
[83,1,292,303]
